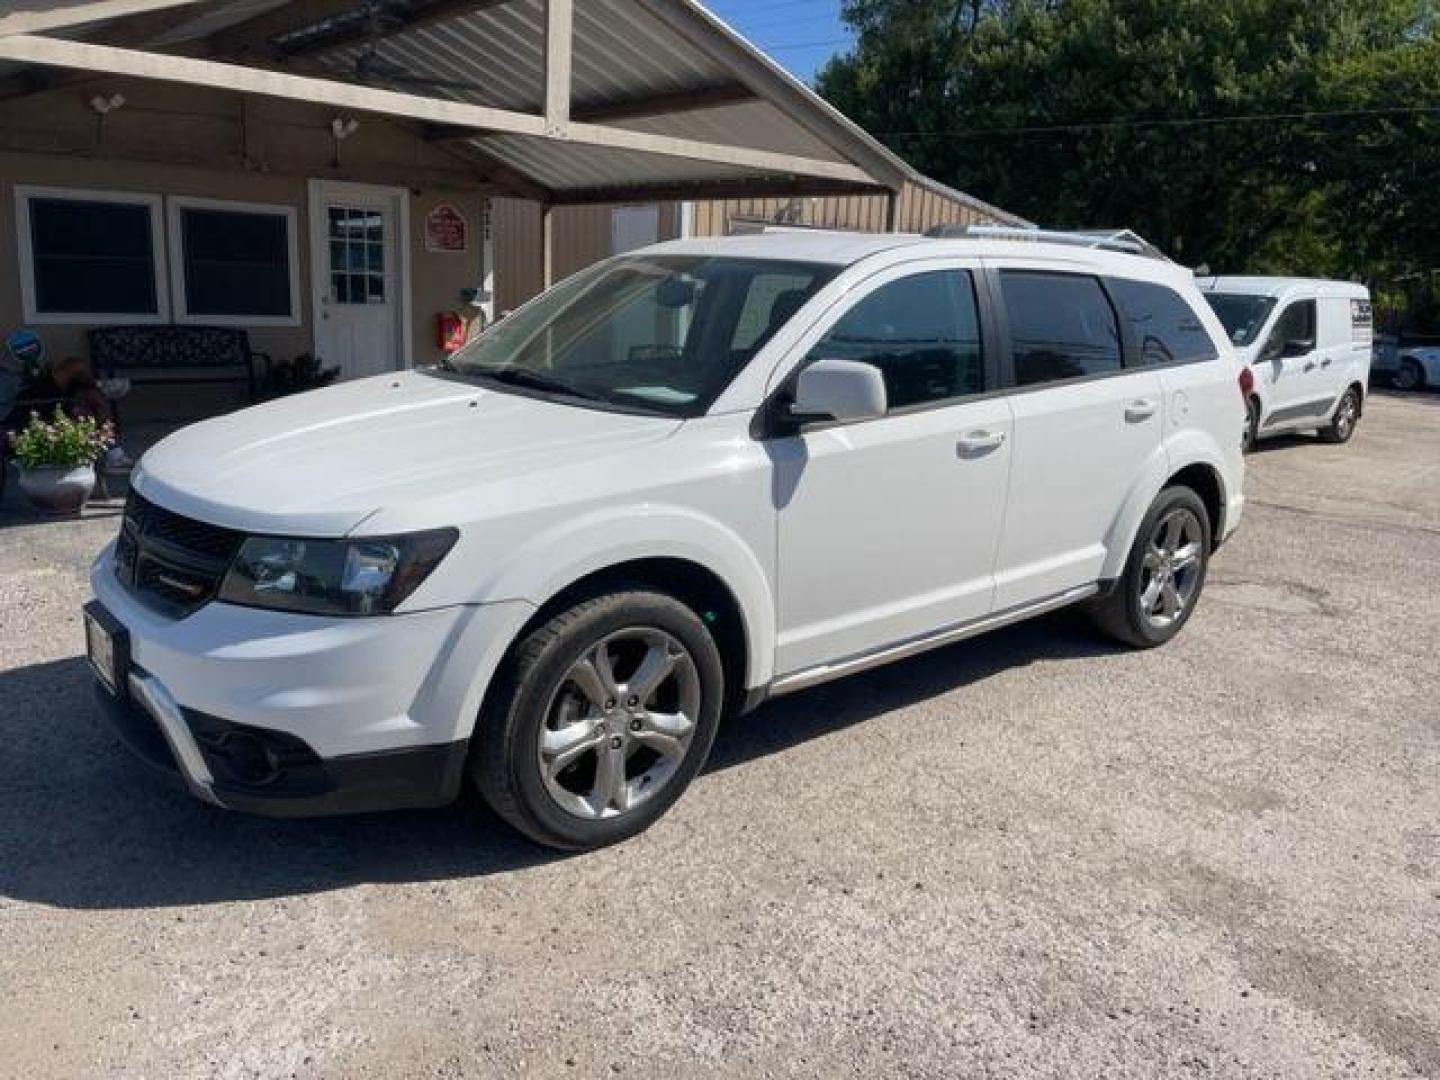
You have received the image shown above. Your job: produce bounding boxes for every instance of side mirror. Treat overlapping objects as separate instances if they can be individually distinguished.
[1281,338,1313,359]
[790,358,888,423]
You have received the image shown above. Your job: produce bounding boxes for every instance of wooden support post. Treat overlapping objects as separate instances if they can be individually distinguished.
[541,202,555,289]
[544,0,572,137]
[884,189,900,232]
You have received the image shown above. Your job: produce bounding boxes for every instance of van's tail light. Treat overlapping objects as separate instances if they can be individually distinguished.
[1238,366,1255,398]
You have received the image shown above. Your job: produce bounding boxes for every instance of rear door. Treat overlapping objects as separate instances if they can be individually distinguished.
[986,263,1164,610]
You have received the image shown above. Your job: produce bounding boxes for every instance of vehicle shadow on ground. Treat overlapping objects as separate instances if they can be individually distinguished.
[0,614,1119,910]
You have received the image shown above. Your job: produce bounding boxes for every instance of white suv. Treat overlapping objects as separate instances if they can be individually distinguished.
[1198,276,1373,450]
[85,230,1245,850]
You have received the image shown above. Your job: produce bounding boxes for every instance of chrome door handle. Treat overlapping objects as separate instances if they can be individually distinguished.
[1124,399,1157,422]
[957,430,1006,456]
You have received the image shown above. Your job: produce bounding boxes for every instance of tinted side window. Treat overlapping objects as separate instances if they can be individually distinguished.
[812,270,983,409]
[1263,300,1316,358]
[1108,278,1219,367]
[1000,271,1121,386]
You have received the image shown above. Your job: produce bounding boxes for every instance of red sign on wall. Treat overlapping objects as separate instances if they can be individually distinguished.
[424,203,468,253]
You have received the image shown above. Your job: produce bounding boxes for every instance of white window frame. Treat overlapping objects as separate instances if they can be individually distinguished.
[167,195,301,327]
[14,185,169,325]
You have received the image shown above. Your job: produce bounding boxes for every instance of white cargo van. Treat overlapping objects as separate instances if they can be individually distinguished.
[1198,277,1372,449]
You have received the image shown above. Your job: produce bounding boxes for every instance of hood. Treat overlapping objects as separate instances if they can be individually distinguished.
[133,371,681,536]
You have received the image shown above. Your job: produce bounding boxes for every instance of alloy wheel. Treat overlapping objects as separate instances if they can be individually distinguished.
[1138,508,1204,629]
[1334,393,1358,439]
[537,628,701,820]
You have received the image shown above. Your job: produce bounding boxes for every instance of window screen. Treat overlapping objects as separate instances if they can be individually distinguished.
[27,197,159,316]
[1108,278,1218,367]
[810,270,984,409]
[1001,271,1122,386]
[180,207,293,319]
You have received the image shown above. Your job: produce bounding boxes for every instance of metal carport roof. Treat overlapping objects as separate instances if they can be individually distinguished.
[0,0,919,209]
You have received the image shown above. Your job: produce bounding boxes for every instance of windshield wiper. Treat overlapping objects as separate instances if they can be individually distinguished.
[474,366,603,402]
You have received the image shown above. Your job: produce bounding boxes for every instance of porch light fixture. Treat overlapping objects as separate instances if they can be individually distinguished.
[89,92,125,115]
[330,117,360,140]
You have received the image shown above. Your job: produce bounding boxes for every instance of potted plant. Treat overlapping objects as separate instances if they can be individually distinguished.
[7,407,114,515]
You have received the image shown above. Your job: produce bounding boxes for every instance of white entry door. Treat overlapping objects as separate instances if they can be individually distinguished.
[310,181,409,380]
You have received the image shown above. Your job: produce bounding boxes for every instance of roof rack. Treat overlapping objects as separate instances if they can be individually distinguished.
[924,224,1172,261]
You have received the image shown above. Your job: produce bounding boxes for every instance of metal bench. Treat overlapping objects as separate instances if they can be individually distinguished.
[87,326,270,416]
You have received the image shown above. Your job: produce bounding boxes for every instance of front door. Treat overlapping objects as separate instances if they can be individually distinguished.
[1255,297,1323,427]
[772,265,1011,677]
[310,181,407,380]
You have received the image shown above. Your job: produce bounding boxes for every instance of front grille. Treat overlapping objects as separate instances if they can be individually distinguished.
[115,491,244,617]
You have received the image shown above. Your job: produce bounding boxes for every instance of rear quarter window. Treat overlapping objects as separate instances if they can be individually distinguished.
[1108,278,1220,367]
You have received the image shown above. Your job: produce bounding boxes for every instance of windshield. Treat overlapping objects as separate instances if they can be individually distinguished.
[1202,292,1278,347]
[440,255,838,417]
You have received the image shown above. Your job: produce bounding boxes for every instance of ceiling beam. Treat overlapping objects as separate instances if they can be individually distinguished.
[422,83,759,143]
[210,0,512,62]
[0,34,876,184]
[549,176,887,208]
[572,82,755,123]
[0,0,212,38]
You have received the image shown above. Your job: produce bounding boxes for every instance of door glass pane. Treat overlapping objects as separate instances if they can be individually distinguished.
[326,204,386,305]
[28,197,159,315]
[1000,271,1122,386]
[810,270,984,409]
[1262,300,1316,359]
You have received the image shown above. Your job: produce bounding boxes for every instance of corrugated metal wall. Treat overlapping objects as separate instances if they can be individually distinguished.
[691,179,1001,236]
[492,180,1008,310]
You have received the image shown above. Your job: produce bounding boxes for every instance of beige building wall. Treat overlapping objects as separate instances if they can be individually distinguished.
[0,77,492,411]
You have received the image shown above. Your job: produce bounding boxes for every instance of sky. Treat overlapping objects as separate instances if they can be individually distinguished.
[699,0,856,84]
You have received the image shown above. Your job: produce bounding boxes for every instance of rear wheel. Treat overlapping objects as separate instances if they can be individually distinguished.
[1393,359,1424,392]
[472,589,724,851]
[1320,388,1360,444]
[1091,486,1211,649]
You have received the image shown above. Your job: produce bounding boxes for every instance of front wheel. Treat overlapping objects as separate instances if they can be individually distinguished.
[1320,387,1360,444]
[1241,396,1260,453]
[1090,486,1212,649]
[471,589,724,851]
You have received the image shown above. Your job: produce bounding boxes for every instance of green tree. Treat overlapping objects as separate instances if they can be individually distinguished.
[818,0,1440,322]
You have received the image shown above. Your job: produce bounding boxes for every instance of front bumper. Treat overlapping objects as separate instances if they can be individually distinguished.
[92,668,468,816]
[86,543,536,816]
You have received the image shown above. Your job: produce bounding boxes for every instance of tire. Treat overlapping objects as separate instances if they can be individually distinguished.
[1241,396,1260,453]
[1393,359,1424,392]
[471,589,725,851]
[1320,387,1360,444]
[1090,486,1212,649]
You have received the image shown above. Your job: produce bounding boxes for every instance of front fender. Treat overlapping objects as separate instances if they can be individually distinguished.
[481,503,776,691]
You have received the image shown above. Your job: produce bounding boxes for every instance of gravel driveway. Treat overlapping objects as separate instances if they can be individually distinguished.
[1,391,1436,1079]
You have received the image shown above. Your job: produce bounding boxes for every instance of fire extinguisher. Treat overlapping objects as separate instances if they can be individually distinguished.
[437,311,466,354]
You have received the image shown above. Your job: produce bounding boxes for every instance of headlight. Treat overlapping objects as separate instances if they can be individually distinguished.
[218,529,458,616]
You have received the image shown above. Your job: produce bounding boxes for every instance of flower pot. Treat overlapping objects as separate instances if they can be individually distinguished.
[17,464,96,516]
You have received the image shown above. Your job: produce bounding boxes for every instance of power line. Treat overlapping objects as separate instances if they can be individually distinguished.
[756,36,853,52]
[876,104,1440,138]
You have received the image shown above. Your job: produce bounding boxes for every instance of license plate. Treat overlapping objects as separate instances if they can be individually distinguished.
[84,601,128,697]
